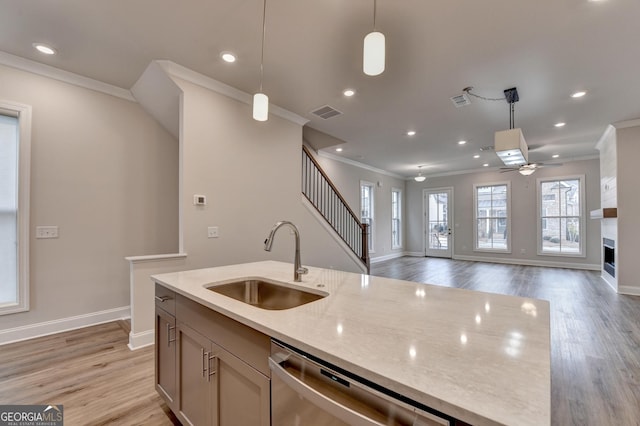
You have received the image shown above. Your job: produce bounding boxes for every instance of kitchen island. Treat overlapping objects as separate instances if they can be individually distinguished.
[152,261,550,426]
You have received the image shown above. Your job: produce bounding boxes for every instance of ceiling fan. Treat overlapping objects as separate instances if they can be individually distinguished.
[500,162,562,176]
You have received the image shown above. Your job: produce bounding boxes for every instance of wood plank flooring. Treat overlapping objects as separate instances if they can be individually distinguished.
[0,258,638,425]
[371,257,640,426]
[0,320,179,426]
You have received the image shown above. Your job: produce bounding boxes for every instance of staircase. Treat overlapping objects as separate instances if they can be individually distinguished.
[302,146,370,273]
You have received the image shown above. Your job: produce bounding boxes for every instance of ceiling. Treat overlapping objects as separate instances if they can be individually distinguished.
[1,0,639,178]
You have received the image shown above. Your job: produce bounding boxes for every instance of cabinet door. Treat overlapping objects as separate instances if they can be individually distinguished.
[155,308,176,410]
[177,323,216,426]
[215,345,270,426]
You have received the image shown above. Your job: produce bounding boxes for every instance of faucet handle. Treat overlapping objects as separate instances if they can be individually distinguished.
[297,267,309,275]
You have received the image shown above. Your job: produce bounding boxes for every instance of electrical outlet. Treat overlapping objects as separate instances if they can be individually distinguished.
[520,248,526,254]
[207,226,219,238]
[36,226,59,239]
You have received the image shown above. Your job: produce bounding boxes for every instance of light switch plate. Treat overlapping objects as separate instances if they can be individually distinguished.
[36,226,59,239]
[207,226,219,238]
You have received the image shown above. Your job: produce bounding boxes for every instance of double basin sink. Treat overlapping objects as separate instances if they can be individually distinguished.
[207,279,327,310]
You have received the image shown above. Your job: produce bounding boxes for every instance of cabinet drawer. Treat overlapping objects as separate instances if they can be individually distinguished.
[176,294,270,376]
[155,283,176,315]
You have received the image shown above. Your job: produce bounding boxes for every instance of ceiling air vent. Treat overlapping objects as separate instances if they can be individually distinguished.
[450,93,471,108]
[311,105,343,120]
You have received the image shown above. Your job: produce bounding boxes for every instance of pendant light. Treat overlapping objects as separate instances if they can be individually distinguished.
[253,0,269,121]
[363,0,385,76]
[414,166,426,182]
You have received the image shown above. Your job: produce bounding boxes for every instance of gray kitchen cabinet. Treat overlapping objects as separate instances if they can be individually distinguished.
[155,283,177,412]
[176,322,217,426]
[155,284,270,426]
[155,307,177,410]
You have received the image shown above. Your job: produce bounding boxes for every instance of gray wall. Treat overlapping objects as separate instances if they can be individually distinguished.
[616,125,640,292]
[314,153,407,261]
[0,64,178,330]
[171,77,364,273]
[406,158,601,268]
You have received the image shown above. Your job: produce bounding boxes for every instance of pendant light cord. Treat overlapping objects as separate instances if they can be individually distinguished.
[259,0,267,92]
[373,0,377,30]
[510,102,515,129]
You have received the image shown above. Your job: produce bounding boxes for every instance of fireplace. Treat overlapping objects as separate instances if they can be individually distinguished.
[603,238,615,277]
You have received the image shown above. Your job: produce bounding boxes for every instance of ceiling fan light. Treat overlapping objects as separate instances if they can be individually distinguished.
[363,31,385,76]
[253,93,269,121]
[519,168,536,176]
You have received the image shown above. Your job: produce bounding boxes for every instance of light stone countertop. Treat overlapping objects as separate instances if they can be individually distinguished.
[152,260,550,426]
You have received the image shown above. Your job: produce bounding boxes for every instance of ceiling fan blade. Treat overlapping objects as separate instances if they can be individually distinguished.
[499,168,518,173]
[538,163,563,168]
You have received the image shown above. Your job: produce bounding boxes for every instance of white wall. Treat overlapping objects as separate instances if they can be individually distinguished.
[0,64,178,331]
[170,76,364,273]
[405,159,601,268]
[313,153,407,261]
[616,125,640,294]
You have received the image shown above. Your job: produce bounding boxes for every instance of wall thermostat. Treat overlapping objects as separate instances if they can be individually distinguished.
[193,195,207,206]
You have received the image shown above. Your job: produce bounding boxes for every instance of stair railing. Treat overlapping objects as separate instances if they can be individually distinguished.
[302,146,370,273]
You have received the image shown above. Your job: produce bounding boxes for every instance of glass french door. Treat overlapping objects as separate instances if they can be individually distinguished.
[424,188,452,258]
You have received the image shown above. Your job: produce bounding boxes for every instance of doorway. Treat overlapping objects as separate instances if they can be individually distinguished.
[423,188,453,258]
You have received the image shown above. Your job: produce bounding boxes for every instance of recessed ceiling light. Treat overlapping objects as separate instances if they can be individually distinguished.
[335,148,343,152]
[473,154,480,159]
[555,122,566,127]
[571,91,587,98]
[483,163,489,167]
[220,52,237,63]
[552,154,560,158]
[458,140,467,145]
[33,43,56,55]
[343,89,355,97]
[406,130,416,136]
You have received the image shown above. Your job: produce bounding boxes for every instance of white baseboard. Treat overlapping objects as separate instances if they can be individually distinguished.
[370,252,405,263]
[128,329,155,350]
[404,252,424,257]
[0,306,130,346]
[618,286,640,296]
[452,255,600,271]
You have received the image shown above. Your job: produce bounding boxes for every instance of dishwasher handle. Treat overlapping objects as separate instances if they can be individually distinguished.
[269,357,385,426]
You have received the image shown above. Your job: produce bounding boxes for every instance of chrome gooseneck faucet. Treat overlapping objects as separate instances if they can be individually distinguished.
[264,221,308,282]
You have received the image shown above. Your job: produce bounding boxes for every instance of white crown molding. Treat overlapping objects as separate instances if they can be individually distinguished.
[612,118,640,130]
[0,50,135,101]
[317,150,405,179]
[595,124,616,151]
[156,60,308,126]
[410,155,600,180]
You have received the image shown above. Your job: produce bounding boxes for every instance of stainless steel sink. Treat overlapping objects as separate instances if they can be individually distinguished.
[206,279,326,310]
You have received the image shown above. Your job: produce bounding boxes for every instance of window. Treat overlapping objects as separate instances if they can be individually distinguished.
[0,101,31,315]
[360,181,374,252]
[474,182,510,252]
[538,176,584,256]
[391,188,402,249]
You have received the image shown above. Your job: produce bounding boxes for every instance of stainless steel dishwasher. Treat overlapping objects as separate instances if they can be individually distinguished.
[269,339,454,426]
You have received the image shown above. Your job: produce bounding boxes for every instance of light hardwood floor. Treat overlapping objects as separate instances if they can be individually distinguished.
[0,320,179,426]
[372,257,640,426]
[1,258,638,425]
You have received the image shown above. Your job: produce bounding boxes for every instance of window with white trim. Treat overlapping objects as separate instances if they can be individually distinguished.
[0,101,31,315]
[474,182,510,252]
[360,181,374,253]
[391,188,402,249]
[538,176,584,256]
